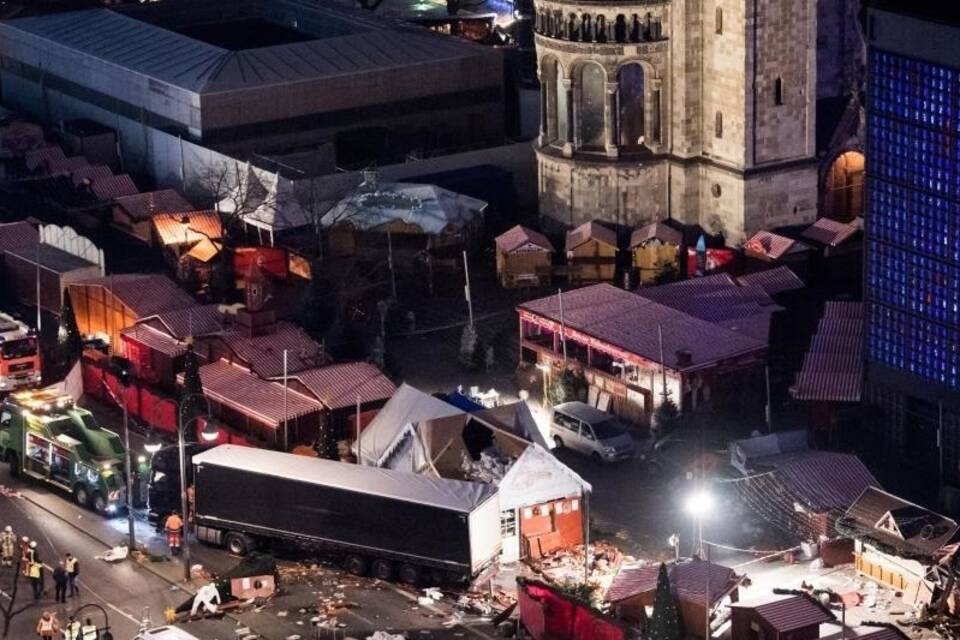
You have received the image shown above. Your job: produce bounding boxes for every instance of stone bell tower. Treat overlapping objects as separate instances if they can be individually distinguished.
[532,0,820,244]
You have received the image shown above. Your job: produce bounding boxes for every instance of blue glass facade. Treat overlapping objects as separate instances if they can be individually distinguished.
[866,49,960,391]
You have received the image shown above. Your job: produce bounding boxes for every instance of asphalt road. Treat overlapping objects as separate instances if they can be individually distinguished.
[0,462,503,640]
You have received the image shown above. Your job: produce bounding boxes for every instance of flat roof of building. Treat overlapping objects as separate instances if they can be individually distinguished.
[6,243,95,273]
[1,0,494,94]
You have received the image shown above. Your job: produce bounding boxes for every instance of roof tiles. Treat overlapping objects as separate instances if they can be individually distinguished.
[732,595,834,632]
[791,301,864,402]
[495,225,554,253]
[186,359,323,428]
[152,210,222,245]
[801,217,861,247]
[91,174,139,200]
[744,230,810,260]
[115,189,193,222]
[75,273,195,317]
[520,284,765,371]
[565,221,617,251]
[288,362,396,410]
[606,560,738,604]
[221,322,326,379]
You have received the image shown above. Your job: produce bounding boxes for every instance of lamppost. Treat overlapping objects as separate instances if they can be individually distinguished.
[145,393,219,582]
[684,488,714,559]
[684,488,715,640]
[67,603,113,640]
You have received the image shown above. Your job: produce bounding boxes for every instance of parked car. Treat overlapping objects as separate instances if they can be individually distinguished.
[134,626,202,640]
[550,401,636,463]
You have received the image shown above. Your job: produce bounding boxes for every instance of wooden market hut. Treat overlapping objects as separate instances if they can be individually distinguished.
[67,274,195,348]
[494,225,555,288]
[565,221,617,284]
[630,221,682,284]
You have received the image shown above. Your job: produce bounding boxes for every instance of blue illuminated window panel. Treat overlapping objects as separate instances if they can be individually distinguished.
[866,49,960,390]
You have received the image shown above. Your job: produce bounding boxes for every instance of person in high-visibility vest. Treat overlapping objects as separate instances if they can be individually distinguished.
[0,526,15,567]
[80,617,98,640]
[62,618,81,640]
[35,610,58,639]
[164,512,183,556]
[19,536,30,576]
[27,541,43,600]
[64,554,79,597]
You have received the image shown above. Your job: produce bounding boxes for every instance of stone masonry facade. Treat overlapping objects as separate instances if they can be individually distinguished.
[533,0,820,244]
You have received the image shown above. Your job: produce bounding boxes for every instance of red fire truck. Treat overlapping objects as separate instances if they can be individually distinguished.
[0,312,41,394]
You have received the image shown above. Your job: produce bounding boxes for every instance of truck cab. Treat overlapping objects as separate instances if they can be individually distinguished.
[0,313,41,394]
[0,390,126,514]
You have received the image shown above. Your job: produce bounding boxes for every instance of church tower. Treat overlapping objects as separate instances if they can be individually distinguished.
[533,0,820,243]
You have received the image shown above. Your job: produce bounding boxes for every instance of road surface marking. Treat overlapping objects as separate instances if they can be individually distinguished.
[9,496,141,626]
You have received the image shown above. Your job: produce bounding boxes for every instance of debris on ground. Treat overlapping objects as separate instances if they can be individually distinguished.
[95,545,128,562]
[461,450,513,484]
[530,542,623,591]
[367,632,406,640]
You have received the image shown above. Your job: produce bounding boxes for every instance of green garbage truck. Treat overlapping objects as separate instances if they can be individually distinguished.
[0,389,126,514]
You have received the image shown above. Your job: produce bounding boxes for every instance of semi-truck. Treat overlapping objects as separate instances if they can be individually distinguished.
[146,442,216,528]
[0,390,126,514]
[191,445,501,585]
[0,312,41,393]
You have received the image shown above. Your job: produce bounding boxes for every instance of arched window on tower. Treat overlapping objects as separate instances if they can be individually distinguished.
[618,64,645,148]
[774,76,784,105]
[578,63,606,148]
[715,111,723,138]
[715,7,723,34]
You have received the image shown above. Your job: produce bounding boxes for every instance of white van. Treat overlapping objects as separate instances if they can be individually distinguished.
[550,401,636,463]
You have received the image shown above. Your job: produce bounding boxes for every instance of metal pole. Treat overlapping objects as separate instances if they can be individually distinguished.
[35,236,42,334]
[463,251,474,328]
[123,401,135,550]
[178,411,191,582]
[557,289,567,361]
[705,542,711,640]
[282,350,289,452]
[764,365,772,432]
[658,323,667,401]
[356,394,362,465]
[388,231,396,299]
[583,489,590,586]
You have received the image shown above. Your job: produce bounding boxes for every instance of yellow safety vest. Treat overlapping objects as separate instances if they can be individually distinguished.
[81,624,97,640]
[62,621,81,640]
[29,562,41,578]
[65,558,78,573]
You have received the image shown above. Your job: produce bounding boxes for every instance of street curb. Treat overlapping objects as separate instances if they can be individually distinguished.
[18,495,205,604]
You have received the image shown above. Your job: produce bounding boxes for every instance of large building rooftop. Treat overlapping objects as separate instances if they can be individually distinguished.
[0,0,494,94]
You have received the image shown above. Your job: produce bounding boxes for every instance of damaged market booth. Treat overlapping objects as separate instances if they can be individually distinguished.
[836,486,959,609]
[359,384,591,564]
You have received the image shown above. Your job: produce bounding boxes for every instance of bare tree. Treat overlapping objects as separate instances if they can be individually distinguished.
[0,565,33,638]
[193,159,276,247]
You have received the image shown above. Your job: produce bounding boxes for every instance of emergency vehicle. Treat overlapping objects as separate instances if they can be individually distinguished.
[0,390,126,514]
[0,312,41,393]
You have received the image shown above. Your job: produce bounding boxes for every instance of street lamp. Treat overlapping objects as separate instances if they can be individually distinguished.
[176,393,220,582]
[143,430,162,455]
[67,603,112,640]
[535,362,551,408]
[684,488,714,559]
[684,488,715,640]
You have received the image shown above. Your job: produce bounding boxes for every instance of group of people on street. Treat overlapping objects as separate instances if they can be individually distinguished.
[35,611,99,640]
[2,524,87,638]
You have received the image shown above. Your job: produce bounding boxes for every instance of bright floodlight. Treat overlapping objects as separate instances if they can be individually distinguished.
[684,489,714,516]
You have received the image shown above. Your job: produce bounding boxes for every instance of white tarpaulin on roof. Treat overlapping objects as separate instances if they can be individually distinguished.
[357,383,463,466]
[497,444,590,511]
[193,444,495,514]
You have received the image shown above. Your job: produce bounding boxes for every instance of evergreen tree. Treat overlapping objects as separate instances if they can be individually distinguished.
[54,290,83,376]
[648,563,682,640]
[547,368,586,406]
[653,397,682,437]
[179,342,205,443]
